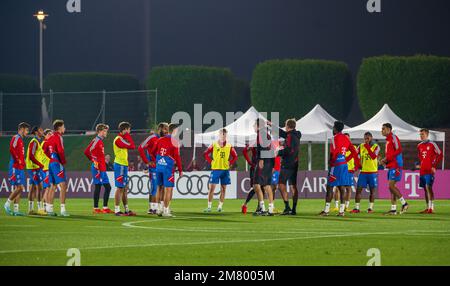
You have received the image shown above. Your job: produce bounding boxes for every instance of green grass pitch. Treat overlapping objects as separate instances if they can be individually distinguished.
[1,198,450,266]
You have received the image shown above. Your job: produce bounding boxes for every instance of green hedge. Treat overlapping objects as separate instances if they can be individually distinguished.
[251,59,352,122]
[357,55,450,127]
[44,72,147,130]
[146,66,236,127]
[0,74,40,131]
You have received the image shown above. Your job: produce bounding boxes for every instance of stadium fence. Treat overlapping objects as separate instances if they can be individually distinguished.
[0,89,158,134]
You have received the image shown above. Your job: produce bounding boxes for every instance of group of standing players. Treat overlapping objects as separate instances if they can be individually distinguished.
[205,119,443,217]
[4,120,183,217]
[4,117,443,217]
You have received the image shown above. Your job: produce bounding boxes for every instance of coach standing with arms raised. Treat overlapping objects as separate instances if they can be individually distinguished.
[268,119,301,215]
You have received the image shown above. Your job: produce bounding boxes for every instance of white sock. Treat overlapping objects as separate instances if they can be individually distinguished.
[28,201,34,212]
[429,201,434,210]
[391,205,397,211]
[259,201,266,212]
[218,202,223,209]
[339,203,345,213]
[207,201,212,209]
[163,207,169,214]
[150,203,156,210]
[399,197,406,205]
[5,199,12,207]
[46,204,53,213]
[115,205,120,213]
[160,201,164,210]
[37,201,42,210]
[355,203,360,210]
[14,204,19,212]
[324,203,330,213]
[334,201,339,208]
[369,202,374,210]
[345,201,350,208]
[268,203,274,213]
[60,204,66,213]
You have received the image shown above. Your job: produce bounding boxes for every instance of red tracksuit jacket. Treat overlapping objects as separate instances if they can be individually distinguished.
[43,132,66,165]
[417,140,443,175]
[84,135,107,172]
[9,134,25,170]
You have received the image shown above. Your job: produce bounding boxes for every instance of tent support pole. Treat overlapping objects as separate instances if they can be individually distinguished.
[308,142,312,171]
[325,133,329,171]
[192,134,197,161]
[443,137,446,170]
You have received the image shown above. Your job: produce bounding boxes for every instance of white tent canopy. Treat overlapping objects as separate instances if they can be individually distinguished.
[295,104,350,143]
[344,104,445,169]
[193,106,269,147]
[343,104,445,142]
[293,104,351,170]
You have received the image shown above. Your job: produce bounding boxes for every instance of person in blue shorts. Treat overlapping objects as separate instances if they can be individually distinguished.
[203,129,238,212]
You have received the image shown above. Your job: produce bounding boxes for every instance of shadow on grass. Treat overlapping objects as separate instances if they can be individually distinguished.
[27,214,119,223]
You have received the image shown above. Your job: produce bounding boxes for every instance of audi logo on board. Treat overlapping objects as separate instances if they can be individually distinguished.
[127,175,151,195]
[176,174,220,196]
[124,173,220,197]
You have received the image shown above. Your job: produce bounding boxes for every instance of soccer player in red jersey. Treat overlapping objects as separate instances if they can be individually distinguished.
[138,123,168,214]
[151,123,183,217]
[241,143,257,214]
[4,122,30,216]
[40,129,53,214]
[84,124,112,214]
[380,123,409,215]
[416,128,443,214]
[43,119,70,216]
[319,121,359,217]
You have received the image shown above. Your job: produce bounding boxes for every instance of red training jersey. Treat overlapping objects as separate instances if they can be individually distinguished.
[151,135,183,173]
[9,134,25,170]
[84,135,107,172]
[385,132,402,169]
[329,132,359,168]
[272,140,281,171]
[417,140,443,176]
[43,132,66,165]
[243,144,257,168]
[138,133,159,164]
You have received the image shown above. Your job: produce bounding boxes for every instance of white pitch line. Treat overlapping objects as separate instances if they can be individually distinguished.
[1,229,446,255]
[122,221,342,234]
[0,231,396,254]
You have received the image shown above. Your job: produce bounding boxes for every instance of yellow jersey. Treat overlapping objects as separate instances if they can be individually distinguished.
[210,142,232,170]
[40,140,50,171]
[25,137,45,170]
[345,145,357,172]
[358,143,379,173]
[113,134,134,166]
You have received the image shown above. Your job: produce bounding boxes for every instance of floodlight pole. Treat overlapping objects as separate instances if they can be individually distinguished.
[34,11,48,92]
[39,20,43,91]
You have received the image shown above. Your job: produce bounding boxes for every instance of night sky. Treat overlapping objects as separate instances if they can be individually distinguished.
[1,0,449,122]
